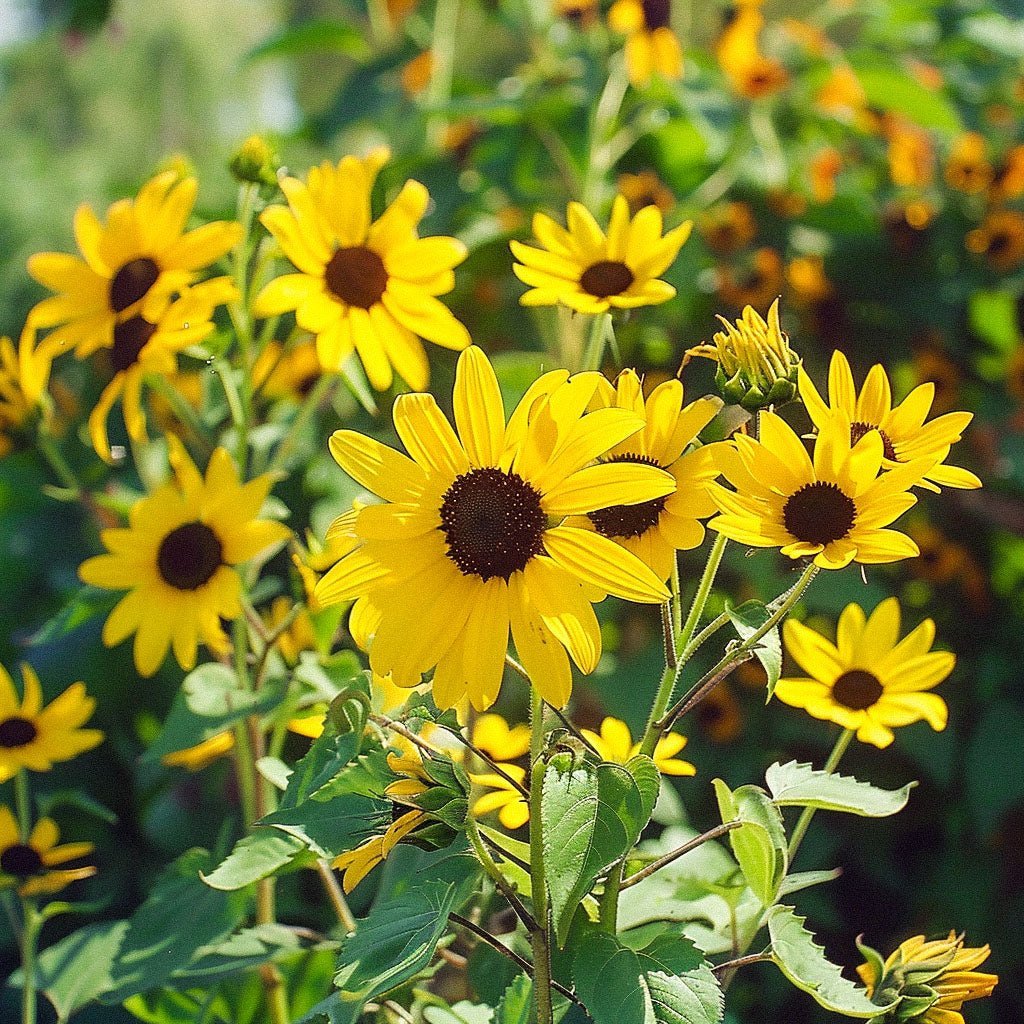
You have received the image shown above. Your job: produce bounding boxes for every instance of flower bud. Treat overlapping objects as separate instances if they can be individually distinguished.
[229,134,279,187]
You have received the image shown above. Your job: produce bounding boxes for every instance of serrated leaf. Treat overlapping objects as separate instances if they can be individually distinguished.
[202,830,311,891]
[495,975,534,1024]
[765,761,915,817]
[768,906,898,1018]
[713,780,786,906]
[725,600,781,697]
[778,868,842,897]
[625,754,661,832]
[169,923,313,983]
[261,791,388,859]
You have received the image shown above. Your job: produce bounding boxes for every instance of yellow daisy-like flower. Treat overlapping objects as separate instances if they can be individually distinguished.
[565,369,720,581]
[84,277,237,463]
[708,410,934,569]
[0,664,103,783]
[332,808,424,893]
[471,763,530,829]
[160,730,235,772]
[607,0,683,86]
[857,931,997,1024]
[252,338,322,403]
[473,713,531,762]
[27,171,241,357]
[79,439,291,677]
[510,196,692,314]
[0,807,96,898]
[253,148,470,392]
[715,0,789,99]
[777,599,951,748]
[580,716,695,776]
[0,319,53,458]
[314,346,673,711]
[262,596,318,667]
[799,351,981,493]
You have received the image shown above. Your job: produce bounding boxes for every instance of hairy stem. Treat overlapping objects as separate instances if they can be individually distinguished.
[787,728,855,862]
[529,689,554,1024]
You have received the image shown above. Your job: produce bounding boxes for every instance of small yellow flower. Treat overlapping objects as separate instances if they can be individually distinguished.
[945,133,993,195]
[715,1,788,99]
[161,731,235,771]
[0,664,103,783]
[966,209,1024,272]
[0,320,53,458]
[814,65,868,125]
[798,350,981,492]
[580,716,695,776]
[510,196,692,314]
[858,931,997,1024]
[617,170,675,215]
[471,763,530,829]
[0,807,96,898]
[252,339,321,403]
[262,597,318,666]
[332,809,425,893]
[777,599,951,748]
[607,0,683,86]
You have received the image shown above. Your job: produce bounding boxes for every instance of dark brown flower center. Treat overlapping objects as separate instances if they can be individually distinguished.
[782,482,856,547]
[440,468,546,580]
[324,246,389,309]
[109,257,160,313]
[641,0,671,30]
[850,421,897,461]
[157,521,224,591]
[0,843,44,878]
[588,454,668,540]
[579,260,634,299]
[111,316,158,372]
[831,669,883,710]
[0,716,38,748]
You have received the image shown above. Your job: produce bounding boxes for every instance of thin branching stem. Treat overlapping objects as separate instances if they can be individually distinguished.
[620,821,742,889]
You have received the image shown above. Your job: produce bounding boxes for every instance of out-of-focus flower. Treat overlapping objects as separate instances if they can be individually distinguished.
[778,599,951,747]
[911,347,962,415]
[694,683,742,743]
[511,196,692,314]
[263,596,318,665]
[715,0,788,99]
[991,144,1024,201]
[401,50,433,97]
[885,116,935,188]
[700,202,757,255]
[716,247,783,310]
[884,200,935,256]
[907,521,989,611]
[780,18,831,56]
[618,170,675,215]
[814,65,869,126]
[471,763,530,829]
[809,147,842,203]
[607,0,683,87]
[161,731,235,771]
[966,209,1024,272]
[229,134,280,187]
[0,320,52,458]
[472,714,531,762]
[786,255,832,306]
[581,716,695,775]
[554,0,599,28]
[944,133,993,195]
[252,339,321,402]
[0,807,95,898]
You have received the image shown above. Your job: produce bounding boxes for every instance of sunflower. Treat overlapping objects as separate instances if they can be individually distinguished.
[510,196,691,314]
[581,716,695,776]
[564,369,721,581]
[79,439,291,676]
[0,664,102,783]
[707,410,934,569]
[0,319,53,458]
[314,345,673,711]
[84,277,236,462]
[471,764,530,829]
[776,599,951,748]
[966,209,1024,272]
[607,0,683,86]
[715,1,788,99]
[799,350,981,492]
[161,730,235,771]
[945,133,993,194]
[0,807,95,898]
[857,931,997,1024]
[27,171,241,357]
[253,149,470,392]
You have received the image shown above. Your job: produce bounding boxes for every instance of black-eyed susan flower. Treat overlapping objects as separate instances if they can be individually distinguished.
[472,713,531,762]
[262,597,318,666]
[252,338,321,403]
[314,346,673,711]
[580,716,695,776]
[0,664,102,783]
[799,351,981,492]
[27,171,240,357]
[699,201,757,255]
[777,599,951,748]
[617,171,675,216]
[857,931,997,1024]
[0,808,96,898]
[566,369,721,581]
[708,410,934,569]
[885,116,935,188]
[0,320,53,458]
[79,440,291,676]
[253,149,470,392]
[85,277,236,462]
[510,196,691,315]
[945,133,993,195]
[161,730,235,771]
[607,0,683,86]
[966,209,1024,272]
[715,1,788,99]
[716,247,784,311]
[332,809,424,892]
[471,764,530,829]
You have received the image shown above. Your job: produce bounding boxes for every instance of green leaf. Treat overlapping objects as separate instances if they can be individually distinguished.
[170,924,315,983]
[37,788,117,825]
[767,906,898,1018]
[713,781,786,906]
[29,585,118,645]
[101,849,246,1003]
[202,830,312,891]
[625,754,661,832]
[261,791,388,859]
[495,975,534,1024]
[969,290,1021,354]
[246,19,369,62]
[296,994,364,1024]
[423,1001,495,1024]
[765,761,915,817]
[849,61,961,134]
[725,601,781,698]
[778,868,842,897]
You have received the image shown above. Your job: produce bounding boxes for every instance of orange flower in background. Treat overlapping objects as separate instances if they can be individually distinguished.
[945,132,993,194]
[991,144,1024,201]
[815,65,868,125]
[884,115,935,188]
[401,51,433,97]
[716,0,788,99]
[608,0,683,86]
[966,209,1024,272]
[699,201,757,255]
[716,247,783,310]
[809,147,842,203]
[555,0,599,28]
[786,255,832,306]
[617,170,675,215]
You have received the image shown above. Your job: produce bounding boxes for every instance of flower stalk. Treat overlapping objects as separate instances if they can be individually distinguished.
[528,689,554,1024]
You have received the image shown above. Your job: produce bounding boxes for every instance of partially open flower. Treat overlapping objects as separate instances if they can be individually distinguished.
[0,319,53,459]
[0,807,96,898]
[581,716,695,776]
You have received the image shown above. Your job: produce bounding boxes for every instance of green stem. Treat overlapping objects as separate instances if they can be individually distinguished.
[36,431,82,497]
[529,689,554,1024]
[599,863,622,933]
[425,0,460,149]
[19,899,40,1024]
[787,728,855,862]
[581,313,612,372]
[266,375,336,475]
[14,770,32,841]
[146,374,213,454]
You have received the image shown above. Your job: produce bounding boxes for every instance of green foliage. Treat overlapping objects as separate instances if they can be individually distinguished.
[713,780,787,907]
[725,601,782,698]
[765,761,915,817]
[201,831,312,891]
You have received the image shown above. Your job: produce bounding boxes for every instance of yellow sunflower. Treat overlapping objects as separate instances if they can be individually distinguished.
[472,713,531,762]
[27,171,240,357]
[777,599,951,748]
[161,730,235,771]
[799,351,981,492]
[84,277,236,463]
[708,410,934,569]
[0,807,95,898]
[607,0,683,86]
[715,1,789,99]
[79,439,291,676]
[0,319,53,458]
[471,764,530,829]
[0,664,103,782]
[252,338,322,403]
[565,369,721,581]
[510,196,691,314]
[253,148,470,392]
[581,716,695,776]
[314,345,672,711]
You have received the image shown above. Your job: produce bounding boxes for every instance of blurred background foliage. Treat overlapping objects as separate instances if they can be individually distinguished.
[1,0,1023,1020]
